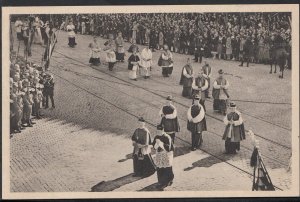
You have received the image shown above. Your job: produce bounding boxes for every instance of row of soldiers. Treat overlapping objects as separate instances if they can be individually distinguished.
[10,53,55,134]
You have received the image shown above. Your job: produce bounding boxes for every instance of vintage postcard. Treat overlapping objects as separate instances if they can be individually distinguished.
[2,4,299,199]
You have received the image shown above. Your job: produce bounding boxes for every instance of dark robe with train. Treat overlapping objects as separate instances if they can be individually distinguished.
[131,127,156,177]
[153,133,174,187]
[187,103,207,149]
[159,104,180,143]
[179,64,193,98]
[222,111,246,153]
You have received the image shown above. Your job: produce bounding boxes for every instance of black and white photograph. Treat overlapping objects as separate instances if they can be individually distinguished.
[1,4,299,199]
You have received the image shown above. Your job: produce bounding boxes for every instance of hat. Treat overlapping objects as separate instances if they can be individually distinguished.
[229,102,236,108]
[218,69,224,74]
[138,117,145,122]
[194,94,201,100]
[166,95,173,101]
[157,125,163,130]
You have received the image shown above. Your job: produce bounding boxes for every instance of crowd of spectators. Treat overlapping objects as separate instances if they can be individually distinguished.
[54,12,291,66]
[10,51,55,135]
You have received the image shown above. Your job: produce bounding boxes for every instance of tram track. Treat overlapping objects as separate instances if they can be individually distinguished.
[26,45,292,191]
[51,49,292,150]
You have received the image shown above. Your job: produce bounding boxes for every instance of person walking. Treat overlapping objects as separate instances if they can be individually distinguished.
[222,102,246,154]
[212,69,229,115]
[179,58,194,98]
[131,117,156,177]
[158,95,180,144]
[153,125,174,190]
[140,46,152,79]
[187,95,207,151]
[128,47,140,81]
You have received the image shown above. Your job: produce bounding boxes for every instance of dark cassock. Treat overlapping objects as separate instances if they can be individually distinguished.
[187,95,207,151]
[115,32,125,62]
[158,45,173,77]
[179,58,193,98]
[202,61,212,98]
[153,125,174,190]
[131,117,156,177]
[191,70,208,111]
[222,102,246,154]
[159,95,180,143]
[212,69,230,115]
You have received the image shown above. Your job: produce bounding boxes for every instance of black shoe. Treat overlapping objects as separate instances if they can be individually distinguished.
[144,76,147,79]
[191,147,196,151]
[31,121,36,124]
[27,124,33,127]
[239,64,243,67]
[21,124,27,127]
[20,127,25,130]
[52,106,55,108]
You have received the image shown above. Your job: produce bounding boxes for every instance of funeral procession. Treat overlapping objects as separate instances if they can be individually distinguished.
[6,10,294,193]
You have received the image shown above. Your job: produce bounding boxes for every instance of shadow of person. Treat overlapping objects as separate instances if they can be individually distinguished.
[183,153,232,171]
[173,146,191,157]
[90,173,143,192]
[118,153,133,162]
[139,182,164,192]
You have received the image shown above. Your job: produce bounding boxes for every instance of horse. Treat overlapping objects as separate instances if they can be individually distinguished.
[269,46,288,79]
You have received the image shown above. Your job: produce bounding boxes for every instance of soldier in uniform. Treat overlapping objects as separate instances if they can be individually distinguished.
[44,73,55,108]
[222,102,246,154]
[131,117,156,177]
[200,61,211,96]
[212,69,229,115]
[192,69,208,111]
[239,35,251,67]
[23,89,34,127]
[187,95,207,151]
[158,95,180,144]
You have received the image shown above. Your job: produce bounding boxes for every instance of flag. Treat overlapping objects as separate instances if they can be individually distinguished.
[251,147,275,191]
[43,28,58,70]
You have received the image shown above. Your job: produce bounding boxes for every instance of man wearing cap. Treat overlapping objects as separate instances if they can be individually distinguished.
[187,95,207,151]
[140,46,153,79]
[192,69,208,111]
[212,69,229,115]
[158,44,173,77]
[131,117,156,177]
[179,58,194,98]
[202,61,212,98]
[222,102,246,154]
[152,125,174,190]
[23,89,34,127]
[44,73,55,108]
[159,95,180,144]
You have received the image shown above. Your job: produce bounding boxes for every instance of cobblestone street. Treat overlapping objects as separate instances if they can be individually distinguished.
[9,30,292,192]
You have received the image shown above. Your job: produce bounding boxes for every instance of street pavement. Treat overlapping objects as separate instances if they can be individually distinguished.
[9,30,292,192]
